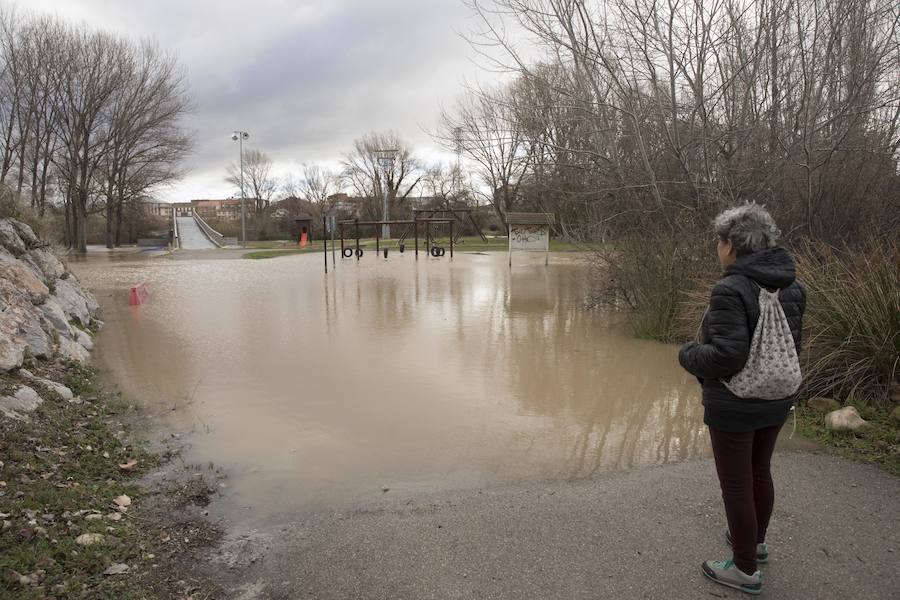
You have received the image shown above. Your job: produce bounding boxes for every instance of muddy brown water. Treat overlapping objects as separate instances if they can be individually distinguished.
[70,250,810,528]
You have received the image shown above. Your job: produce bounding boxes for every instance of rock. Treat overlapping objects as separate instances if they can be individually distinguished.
[0,330,25,372]
[40,296,74,338]
[53,278,90,325]
[73,327,94,351]
[890,384,900,404]
[57,337,90,363]
[0,386,44,421]
[74,533,105,546]
[9,220,40,249]
[113,495,132,510]
[25,248,65,284]
[103,563,129,576]
[0,248,49,304]
[36,379,74,401]
[890,406,900,423]
[824,406,872,433]
[0,219,26,255]
[24,319,51,359]
[808,397,841,412]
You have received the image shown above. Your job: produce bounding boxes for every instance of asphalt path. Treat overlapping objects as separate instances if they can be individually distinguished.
[217,451,899,600]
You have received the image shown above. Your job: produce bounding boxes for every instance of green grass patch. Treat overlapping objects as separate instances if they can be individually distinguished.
[795,403,900,476]
[0,364,176,598]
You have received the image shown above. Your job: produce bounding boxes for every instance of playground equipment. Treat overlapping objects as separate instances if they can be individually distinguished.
[295,214,313,247]
[332,218,455,264]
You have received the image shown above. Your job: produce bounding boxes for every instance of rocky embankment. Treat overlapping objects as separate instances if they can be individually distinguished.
[0,218,99,417]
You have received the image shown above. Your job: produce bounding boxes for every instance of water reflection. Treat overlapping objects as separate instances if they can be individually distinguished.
[72,251,708,523]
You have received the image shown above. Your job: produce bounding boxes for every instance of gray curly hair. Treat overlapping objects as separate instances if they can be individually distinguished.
[713,203,780,255]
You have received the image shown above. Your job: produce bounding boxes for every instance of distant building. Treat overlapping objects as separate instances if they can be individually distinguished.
[142,201,171,217]
[191,198,243,220]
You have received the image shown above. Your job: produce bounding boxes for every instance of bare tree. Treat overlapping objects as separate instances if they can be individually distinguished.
[340,131,422,219]
[437,84,534,226]
[100,41,192,247]
[226,148,276,217]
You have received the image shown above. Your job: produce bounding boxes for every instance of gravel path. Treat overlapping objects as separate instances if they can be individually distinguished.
[218,451,899,600]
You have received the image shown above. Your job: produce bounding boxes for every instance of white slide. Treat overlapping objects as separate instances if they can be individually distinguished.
[176,217,216,249]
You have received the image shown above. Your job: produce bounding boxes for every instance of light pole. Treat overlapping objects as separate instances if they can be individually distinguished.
[231,130,249,245]
[375,149,397,238]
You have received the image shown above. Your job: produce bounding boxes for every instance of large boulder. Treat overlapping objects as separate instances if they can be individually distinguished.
[73,327,93,351]
[23,318,51,359]
[824,406,872,433]
[0,278,43,371]
[0,386,43,421]
[24,248,65,286]
[40,296,74,339]
[0,219,26,256]
[58,337,90,363]
[0,247,49,304]
[53,278,94,325]
[9,220,40,249]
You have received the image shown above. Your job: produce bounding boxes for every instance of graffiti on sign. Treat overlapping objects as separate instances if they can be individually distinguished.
[510,224,549,251]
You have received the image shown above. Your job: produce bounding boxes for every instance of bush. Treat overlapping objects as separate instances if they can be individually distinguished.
[797,239,899,406]
[588,227,716,341]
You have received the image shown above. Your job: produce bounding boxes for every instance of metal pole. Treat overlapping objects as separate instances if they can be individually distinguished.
[339,223,345,258]
[239,135,246,246]
[323,216,327,273]
[331,218,336,267]
[414,221,418,259]
[355,222,360,261]
[450,221,454,258]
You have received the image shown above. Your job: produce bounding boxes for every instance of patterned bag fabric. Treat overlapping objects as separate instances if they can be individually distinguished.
[722,287,802,400]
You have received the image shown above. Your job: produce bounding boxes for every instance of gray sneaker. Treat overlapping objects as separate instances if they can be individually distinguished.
[702,559,763,595]
[726,529,769,564]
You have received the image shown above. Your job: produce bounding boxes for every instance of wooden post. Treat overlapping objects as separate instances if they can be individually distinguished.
[375,224,380,255]
[339,223,345,259]
[450,220,454,258]
[323,216,328,273]
[414,221,419,259]
[355,221,360,261]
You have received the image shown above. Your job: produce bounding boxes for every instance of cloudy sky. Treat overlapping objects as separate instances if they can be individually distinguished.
[28,0,513,202]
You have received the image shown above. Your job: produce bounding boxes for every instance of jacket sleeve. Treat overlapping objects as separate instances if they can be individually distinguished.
[679,282,750,380]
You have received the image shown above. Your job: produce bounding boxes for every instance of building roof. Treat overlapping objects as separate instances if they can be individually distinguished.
[505,212,555,225]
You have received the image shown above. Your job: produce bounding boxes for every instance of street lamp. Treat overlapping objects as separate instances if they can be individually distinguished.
[375,149,397,238]
[231,130,249,245]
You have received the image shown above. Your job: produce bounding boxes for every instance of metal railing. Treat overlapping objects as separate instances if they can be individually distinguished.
[192,210,226,247]
[171,207,179,249]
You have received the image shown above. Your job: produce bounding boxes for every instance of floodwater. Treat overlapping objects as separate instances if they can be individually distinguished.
[70,250,765,526]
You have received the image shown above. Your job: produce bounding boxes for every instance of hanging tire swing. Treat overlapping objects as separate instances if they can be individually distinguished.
[355,248,364,258]
[399,243,405,253]
[342,247,353,258]
[430,246,445,258]
[383,248,389,258]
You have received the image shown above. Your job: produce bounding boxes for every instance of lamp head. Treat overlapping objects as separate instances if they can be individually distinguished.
[231,133,239,141]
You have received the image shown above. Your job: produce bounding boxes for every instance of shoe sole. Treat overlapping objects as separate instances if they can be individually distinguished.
[725,531,769,564]
[701,563,763,595]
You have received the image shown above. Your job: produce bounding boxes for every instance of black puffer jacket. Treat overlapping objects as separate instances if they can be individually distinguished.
[678,247,806,432]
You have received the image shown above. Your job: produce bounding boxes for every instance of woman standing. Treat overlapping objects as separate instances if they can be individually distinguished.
[679,204,806,595]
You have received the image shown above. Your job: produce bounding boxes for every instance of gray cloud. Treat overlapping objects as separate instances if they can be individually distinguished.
[30,0,488,201]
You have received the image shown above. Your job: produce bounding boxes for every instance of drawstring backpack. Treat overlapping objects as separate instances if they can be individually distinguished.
[722,286,802,402]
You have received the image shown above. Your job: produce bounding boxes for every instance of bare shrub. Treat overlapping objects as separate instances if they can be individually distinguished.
[797,239,900,406]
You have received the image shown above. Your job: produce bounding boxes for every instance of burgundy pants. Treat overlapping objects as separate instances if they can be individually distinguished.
[708,424,782,575]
